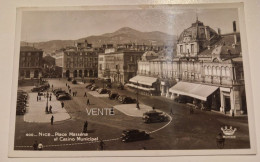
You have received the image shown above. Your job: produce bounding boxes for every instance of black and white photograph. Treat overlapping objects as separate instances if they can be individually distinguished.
[7,3,257,157]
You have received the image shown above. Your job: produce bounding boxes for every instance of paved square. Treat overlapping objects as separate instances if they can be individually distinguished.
[23,93,70,123]
[87,91,109,97]
[113,104,159,117]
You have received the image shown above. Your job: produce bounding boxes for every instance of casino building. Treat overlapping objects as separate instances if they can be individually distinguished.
[128,19,246,116]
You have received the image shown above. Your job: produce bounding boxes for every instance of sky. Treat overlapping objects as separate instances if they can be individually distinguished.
[21,8,240,42]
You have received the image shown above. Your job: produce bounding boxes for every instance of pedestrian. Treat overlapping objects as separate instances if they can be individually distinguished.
[170,107,174,115]
[38,142,43,150]
[99,140,105,150]
[39,96,41,101]
[37,95,38,102]
[84,92,87,97]
[49,95,52,101]
[190,107,194,114]
[51,84,53,90]
[49,105,52,113]
[69,89,71,94]
[66,83,67,86]
[51,115,54,125]
[83,120,88,133]
[87,99,90,105]
[61,101,64,108]
[33,140,38,150]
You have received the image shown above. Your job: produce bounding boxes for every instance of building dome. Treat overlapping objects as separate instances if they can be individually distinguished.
[178,20,219,44]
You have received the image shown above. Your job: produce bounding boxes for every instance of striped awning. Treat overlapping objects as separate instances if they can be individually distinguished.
[169,82,219,101]
[129,75,158,86]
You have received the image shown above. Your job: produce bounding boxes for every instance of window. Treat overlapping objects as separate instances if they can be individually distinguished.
[180,45,183,53]
[226,67,230,77]
[191,44,194,53]
[221,67,226,76]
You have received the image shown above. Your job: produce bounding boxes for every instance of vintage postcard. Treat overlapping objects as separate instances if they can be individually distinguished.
[8,3,256,157]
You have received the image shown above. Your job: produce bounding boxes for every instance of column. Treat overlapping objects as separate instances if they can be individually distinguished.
[231,87,242,115]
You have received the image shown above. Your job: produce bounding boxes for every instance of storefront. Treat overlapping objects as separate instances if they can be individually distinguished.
[127,75,160,96]
[169,81,219,110]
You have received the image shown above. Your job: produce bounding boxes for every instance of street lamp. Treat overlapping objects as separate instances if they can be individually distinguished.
[45,91,49,113]
[136,81,140,109]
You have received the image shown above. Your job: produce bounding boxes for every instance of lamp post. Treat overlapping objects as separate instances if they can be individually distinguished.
[45,91,49,113]
[136,81,140,109]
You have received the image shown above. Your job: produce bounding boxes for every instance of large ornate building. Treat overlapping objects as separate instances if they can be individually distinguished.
[129,19,246,116]
[19,46,43,80]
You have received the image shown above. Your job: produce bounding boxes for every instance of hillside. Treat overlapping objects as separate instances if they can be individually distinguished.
[21,27,177,54]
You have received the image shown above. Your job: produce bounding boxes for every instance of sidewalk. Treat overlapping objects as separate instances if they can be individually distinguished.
[23,93,70,123]
[113,104,162,117]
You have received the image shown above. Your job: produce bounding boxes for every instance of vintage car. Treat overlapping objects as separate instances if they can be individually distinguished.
[142,110,168,123]
[98,88,108,94]
[57,94,71,100]
[90,86,99,91]
[55,90,67,97]
[109,92,118,100]
[118,95,136,104]
[121,129,150,142]
[85,83,93,89]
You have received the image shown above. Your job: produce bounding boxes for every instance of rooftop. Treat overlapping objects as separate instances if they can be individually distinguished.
[20,46,43,52]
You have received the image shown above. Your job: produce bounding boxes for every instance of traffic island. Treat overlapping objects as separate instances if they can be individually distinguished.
[23,93,70,123]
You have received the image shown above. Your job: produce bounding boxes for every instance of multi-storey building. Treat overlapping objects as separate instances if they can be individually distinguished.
[98,48,144,84]
[129,19,246,116]
[19,46,43,80]
[61,40,99,78]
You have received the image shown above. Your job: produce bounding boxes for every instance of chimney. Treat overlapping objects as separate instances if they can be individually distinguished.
[217,28,221,35]
[233,21,237,32]
[233,21,237,44]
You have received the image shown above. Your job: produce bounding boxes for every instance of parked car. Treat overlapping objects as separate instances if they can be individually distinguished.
[121,129,150,142]
[55,90,67,97]
[109,92,118,100]
[98,88,108,94]
[85,83,93,89]
[72,79,77,84]
[91,86,99,91]
[142,110,168,123]
[118,95,136,104]
[57,94,71,100]
[117,83,124,90]
[56,92,70,98]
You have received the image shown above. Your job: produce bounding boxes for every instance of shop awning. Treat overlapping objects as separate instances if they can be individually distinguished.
[169,82,219,101]
[126,83,155,91]
[129,75,158,86]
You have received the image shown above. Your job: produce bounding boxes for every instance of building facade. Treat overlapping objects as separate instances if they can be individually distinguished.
[19,46,43,80]
[130,20,246,116]
[61,40,99,79]
[98,49,143,84]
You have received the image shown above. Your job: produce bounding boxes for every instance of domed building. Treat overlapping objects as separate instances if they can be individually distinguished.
[177,18,220,58]
[129,19,247,116]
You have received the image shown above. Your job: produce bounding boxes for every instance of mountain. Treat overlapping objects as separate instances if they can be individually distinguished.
[21,27,177,54]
